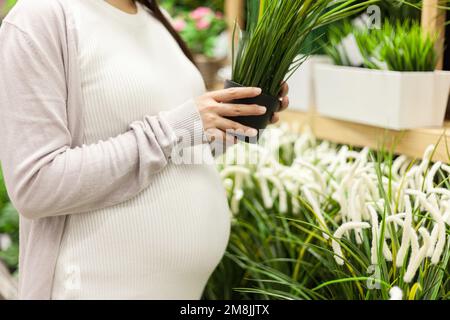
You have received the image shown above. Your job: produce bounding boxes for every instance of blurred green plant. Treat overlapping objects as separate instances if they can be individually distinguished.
[372,0,422,20]
[171,7,227,58]
[377,20,439,71]
[161,0,224,15]
[0,0,16,15]
[0,169,19,272]
[324,21,355,66]
[325,19,439,71]
[302,0,425,56]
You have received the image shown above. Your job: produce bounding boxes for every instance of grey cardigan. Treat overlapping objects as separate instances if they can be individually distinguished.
[0,0,205,299]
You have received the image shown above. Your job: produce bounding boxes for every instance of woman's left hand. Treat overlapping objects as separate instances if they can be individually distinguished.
[270,82,290,124]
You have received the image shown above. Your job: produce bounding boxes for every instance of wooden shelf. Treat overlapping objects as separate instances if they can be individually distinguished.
[280,111,450,162]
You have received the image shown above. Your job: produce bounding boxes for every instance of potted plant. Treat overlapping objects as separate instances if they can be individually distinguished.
[172,6,228,89]
[315,19,450,130]
[226,0,381,136]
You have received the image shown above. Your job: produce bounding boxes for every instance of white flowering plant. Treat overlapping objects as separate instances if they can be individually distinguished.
[205,126,450,300]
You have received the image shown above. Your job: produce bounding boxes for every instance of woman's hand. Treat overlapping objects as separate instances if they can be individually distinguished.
[195,87,267,144]
[270,82,290,124]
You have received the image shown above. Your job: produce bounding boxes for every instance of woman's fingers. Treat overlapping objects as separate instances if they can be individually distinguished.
[214,103,267,117]
[277,82,289,112]
[197,88,265,140]
[198,85,288,138]
[279,82,289,98]
[215,117,259,137]
[210,87,262,102]
[279,96,289,112]
[271,113,281,124]
[205,128,237,145]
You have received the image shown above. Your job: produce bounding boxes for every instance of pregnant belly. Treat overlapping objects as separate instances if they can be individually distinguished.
[52,162,231,300]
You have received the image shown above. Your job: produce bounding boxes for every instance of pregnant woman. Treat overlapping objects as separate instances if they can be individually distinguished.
[0,0,289,300]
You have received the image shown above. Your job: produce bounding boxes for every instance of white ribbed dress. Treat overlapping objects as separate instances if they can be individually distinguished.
[51,0,231,300]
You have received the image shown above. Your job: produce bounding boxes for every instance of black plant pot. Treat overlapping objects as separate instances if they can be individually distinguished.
[224,80,280,143]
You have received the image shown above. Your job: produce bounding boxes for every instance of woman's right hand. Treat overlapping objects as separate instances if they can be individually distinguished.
[195,87,266,144]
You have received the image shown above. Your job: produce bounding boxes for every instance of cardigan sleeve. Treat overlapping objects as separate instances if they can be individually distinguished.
[0,22,205,220]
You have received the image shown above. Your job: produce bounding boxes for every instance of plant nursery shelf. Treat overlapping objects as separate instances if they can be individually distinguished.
[280,111,450,162]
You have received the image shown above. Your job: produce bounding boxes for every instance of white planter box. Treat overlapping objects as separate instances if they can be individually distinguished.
[314,64,450,130]
[287,55,332,112]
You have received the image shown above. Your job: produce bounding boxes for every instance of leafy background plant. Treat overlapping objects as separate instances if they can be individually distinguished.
[325,19,439,71]
[300,0,424,56]
[162,0,224,14]
[365,0,422,20]
[0,0,16,20]
[0,169,19,274]
[170,7,227,58]
[378,20,439,71]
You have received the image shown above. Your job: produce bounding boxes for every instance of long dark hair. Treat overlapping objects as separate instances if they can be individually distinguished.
[136,0,195,63]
